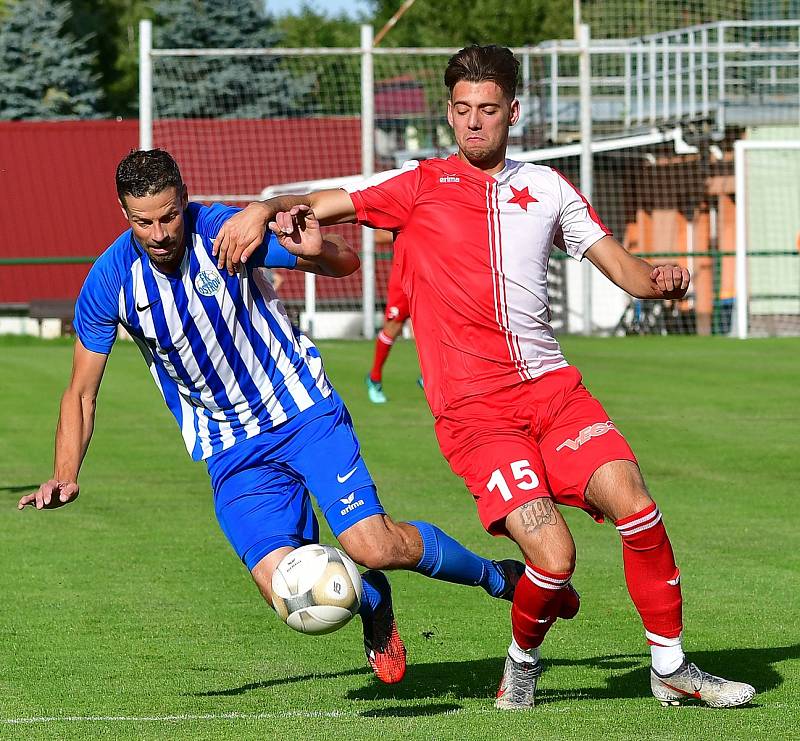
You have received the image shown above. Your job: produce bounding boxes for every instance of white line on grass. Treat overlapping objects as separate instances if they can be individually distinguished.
[1,707,572,725]
[2,711,351,725]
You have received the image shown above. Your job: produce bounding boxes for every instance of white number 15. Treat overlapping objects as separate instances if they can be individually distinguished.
[486,459,540,501]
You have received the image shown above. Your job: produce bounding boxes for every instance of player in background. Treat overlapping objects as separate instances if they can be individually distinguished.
[366,229,422,404]
[263,266,284,293]
[18,149,525,686]
[213,47,756,710]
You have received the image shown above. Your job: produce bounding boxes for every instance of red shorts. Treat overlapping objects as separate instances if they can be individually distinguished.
[434,366,637,535]
[384,259,410,323]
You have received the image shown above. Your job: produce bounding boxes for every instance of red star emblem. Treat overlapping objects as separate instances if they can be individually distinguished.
[508,185,537,211]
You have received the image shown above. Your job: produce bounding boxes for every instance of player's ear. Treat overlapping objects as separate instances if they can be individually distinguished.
[446,98,454,128]
[509,98,521,126]
[117,197,129,222]
[180,184,188,209]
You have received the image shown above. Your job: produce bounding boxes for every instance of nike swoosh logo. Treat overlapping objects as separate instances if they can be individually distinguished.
[136,298,161,312]
[336,467,358,484]
[659,680,701,699]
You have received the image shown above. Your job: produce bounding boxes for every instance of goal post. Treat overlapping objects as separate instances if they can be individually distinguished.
[734,139,800,338]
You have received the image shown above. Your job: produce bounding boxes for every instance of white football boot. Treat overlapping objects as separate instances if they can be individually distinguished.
[495,654,543,710]
[651,660,756,708]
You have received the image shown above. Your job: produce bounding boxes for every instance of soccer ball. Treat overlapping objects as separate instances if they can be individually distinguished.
[271,544,363,635]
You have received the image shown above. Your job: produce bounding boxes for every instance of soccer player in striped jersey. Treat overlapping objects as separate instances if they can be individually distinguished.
[18,149,525,686]
[214,47,756,709]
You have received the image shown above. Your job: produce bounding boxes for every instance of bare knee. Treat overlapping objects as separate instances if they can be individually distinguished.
[382,319,405,340]
[338,515,422,570]
[506,498,576,574]
[529,537,576,575]
[585,460,653,521]
[250,546,294,605]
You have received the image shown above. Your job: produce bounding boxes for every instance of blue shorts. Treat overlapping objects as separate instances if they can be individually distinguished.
[206,392,385,570]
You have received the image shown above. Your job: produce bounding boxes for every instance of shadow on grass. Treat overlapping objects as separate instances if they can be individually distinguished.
[194,667,370,697]
[0,484,39,494]
[361,703,462,717]
[194,644,798,710]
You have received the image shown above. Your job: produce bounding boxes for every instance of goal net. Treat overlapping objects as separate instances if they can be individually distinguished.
[143,13,800,338]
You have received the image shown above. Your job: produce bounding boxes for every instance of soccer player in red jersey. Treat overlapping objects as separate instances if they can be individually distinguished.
[366,230,422,404]
[213,45,755,710]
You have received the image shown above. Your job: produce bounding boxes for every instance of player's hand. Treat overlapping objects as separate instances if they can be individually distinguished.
[269,205,324,258]
[18,479,80,510]
[651,264,690,299]
[213,202,274,276]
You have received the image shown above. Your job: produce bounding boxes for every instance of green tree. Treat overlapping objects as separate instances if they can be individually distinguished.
[367,0,573,47]
[68,0,153,118]
[274,7,363,117]
[152,0,312,118]
[275,5,361,48]
[0,0,103,119]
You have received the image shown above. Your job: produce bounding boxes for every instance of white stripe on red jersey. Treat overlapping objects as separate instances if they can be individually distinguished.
[347,155,610,417]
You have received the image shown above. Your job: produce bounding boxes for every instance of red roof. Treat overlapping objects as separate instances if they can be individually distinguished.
[375,77,427,117]
[0,119,362,304]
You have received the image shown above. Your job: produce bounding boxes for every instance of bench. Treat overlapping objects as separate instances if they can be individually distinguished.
[28,299,76,337]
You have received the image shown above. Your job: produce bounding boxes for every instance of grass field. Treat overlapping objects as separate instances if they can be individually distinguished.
[0,334,797,740]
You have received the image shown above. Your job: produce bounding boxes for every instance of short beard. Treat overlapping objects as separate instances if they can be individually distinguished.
[461,143,504,170]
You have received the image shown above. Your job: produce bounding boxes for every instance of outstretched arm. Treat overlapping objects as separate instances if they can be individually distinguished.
[18,339,108,510]
[213,189,356,275]
[269,205,360,278]
[584,236,690,299]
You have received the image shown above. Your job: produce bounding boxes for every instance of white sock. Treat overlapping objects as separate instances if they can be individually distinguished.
[650,643,685,675]
[508,637,540,664]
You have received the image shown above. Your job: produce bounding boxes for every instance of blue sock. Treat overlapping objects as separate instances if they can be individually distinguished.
[409,520,506,597]
[357,570,387,619]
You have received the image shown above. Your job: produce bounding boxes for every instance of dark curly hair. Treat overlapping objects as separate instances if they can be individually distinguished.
[116,149,184,206]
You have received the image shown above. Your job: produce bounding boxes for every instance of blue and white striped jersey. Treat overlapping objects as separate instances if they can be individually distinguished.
[73,202,331,461]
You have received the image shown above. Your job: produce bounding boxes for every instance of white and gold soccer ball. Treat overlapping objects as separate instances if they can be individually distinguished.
[271,544,363,635]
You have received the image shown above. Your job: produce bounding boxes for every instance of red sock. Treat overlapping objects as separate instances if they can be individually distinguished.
[369,331,394,383]
[511,564,574,650]
[616,502,683,643]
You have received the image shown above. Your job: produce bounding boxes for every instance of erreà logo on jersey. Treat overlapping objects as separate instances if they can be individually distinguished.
[340,493,365,516]
[439,174,460,183]
[194,269,223,297]
[556,421,619,452]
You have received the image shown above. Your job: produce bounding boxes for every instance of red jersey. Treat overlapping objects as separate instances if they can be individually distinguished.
[347,155,610,418]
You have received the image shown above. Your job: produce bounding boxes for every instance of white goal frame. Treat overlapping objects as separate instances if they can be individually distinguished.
[734,139,800,339]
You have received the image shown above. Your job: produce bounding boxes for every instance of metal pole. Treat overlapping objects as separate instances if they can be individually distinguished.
[688,31,696,119]
[373,0,416,47]
[624,49,632,129]
[361,24,376,339]
[717,24,726,133]
[522,49,530,142]
[662,37,670,120]
[637,43,644,124]
[550,49,559,142]
[579,23,593,335]
[138,19,153,151]
[701,27,709,117]
[304,271,316,337]
[675,35,683,119]
[649,37,657,123]
[573,0,581,38]
[734,140,748,339]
